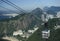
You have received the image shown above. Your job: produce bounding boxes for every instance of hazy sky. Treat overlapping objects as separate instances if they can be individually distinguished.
[0,0,60,11]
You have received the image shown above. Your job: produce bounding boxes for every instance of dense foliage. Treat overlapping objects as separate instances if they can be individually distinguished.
[27,18,60,41]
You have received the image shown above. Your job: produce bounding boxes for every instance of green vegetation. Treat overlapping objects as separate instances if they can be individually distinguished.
[27,25,43,41]
[0,13,26,37]
[27,18,60,41]
[0,13,42,39]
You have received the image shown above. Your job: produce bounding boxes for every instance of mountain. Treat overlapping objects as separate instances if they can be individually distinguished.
[0,8,44,40]
[31,8,43,18]
[49,6,60,12]
[44,6,60,15]
[0,12,42,37]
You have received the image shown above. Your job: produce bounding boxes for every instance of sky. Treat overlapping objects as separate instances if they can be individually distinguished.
[0,0,60,11]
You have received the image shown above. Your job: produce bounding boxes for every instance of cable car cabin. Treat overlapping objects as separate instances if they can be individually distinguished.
[42,30,50,39]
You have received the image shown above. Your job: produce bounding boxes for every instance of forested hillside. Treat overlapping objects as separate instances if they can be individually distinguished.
[0,12,43,37]
[27,18,60,41]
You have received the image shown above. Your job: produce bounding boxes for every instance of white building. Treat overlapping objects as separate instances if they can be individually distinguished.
[42,30,50,39]
[28,30,35,33]
[13,30,23,36]
[54,25,60,30]
[41,12,54,22]
[46,14,54,19]
[34,27,38,31]
[57,12,60,18]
